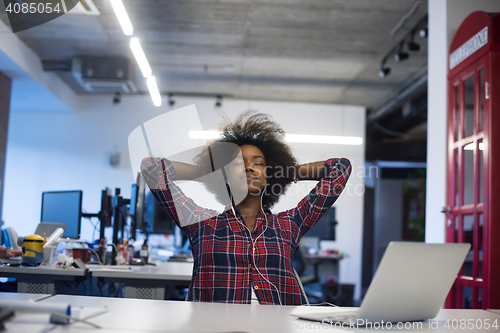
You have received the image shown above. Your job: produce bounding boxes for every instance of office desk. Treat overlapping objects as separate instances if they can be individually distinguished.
[0,266,87,295]
[304,252,343,281]
[4,294,497,333]
[0,292,52,302]
[88,262,193,299]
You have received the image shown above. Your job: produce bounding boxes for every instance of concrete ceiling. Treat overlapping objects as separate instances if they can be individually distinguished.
[0,0,428,109]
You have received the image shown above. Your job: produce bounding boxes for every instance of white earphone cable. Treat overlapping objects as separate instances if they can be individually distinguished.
[250,189,282,305]
[229,186,283,305]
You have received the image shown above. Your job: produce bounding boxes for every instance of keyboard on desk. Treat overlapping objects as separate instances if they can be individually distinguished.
[0,258,22,265]
[323,311,358,322]
[168,254,193,262]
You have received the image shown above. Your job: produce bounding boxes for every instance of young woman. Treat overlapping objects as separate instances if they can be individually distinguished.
[141,112,351,305]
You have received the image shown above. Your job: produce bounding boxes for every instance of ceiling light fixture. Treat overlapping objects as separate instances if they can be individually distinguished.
[130,38,152,78]
[419,28,428,38]
[168,94,175,107]
[379,14,427,79]
[379,57,391,78]
[113,91,121,105]
[110,0,133,36]
[188,131,363,145]
[407,31,420,51]
[464,142,484,151]
[189,130,223,140]
[394,42,409,62]
[147,76,162,107]
[379,66,391,78]
[285,134,363,145]
[215,95,222,108]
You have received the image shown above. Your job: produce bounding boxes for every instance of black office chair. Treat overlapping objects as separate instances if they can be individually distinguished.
[293,244,323,304]
[293,246,317,284]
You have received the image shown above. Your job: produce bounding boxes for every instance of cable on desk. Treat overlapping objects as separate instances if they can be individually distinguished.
[15,310,101,329]
[33,295,55,302]
[89,248,104,265]
[305,302,339,307]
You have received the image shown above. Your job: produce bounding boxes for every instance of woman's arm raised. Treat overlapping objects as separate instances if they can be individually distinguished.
[294,161,327,182]
[169,161,202,180]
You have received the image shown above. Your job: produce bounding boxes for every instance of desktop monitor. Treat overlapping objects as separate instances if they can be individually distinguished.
[306,206,337,240]
[40,190,83,239]
[100,188,113,228]
[144,193,175,235]
[130,174,146,232]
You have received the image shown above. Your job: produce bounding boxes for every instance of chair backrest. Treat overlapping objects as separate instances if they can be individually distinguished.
[300,237,319,253]
[2,227,21,250]
[292,247,306,276]
[293,237,320,276]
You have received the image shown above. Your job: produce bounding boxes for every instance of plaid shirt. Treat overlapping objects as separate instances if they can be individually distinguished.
[141,157,351,305]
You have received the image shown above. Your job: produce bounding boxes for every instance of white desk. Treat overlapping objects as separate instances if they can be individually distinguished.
[0,266,87,295]
[0,262,192,299]
[88,262,193,299]
[3,294,493,333]
[0,292,52,302]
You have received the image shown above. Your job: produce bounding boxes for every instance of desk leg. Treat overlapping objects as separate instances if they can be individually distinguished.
[313,262,320,283]
[86,275,92,296]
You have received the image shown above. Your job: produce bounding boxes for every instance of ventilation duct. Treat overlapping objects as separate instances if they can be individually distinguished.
[72,56,137,94]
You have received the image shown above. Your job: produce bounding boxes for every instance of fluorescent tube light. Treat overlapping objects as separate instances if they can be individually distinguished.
[464,142,484,151]
[189,130,222,140]
[188,131,363,145]
[285,134,363,145]
[110,0,133,35]
[130,38,152,78]
[147,76,162,107]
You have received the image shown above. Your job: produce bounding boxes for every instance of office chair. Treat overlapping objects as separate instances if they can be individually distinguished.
[293,246,317,284]
[2,227,21,251]
[293,237,323,303]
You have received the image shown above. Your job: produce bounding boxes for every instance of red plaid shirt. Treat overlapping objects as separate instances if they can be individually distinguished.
[141,157,351,305]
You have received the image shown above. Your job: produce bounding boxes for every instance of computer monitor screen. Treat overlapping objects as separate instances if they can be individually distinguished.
[306,206,337,240]
[144,193,175,235]
[41,190,83,239]
[99,188,113,229]
[130,174,146,231]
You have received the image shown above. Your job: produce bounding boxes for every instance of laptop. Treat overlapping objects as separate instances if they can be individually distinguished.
[292,242,470,325]
[34,222,67,239]
[0,223,67,265]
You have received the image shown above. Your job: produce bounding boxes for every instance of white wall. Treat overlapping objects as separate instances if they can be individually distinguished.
[426,0,500,243]
[3,95,365,298]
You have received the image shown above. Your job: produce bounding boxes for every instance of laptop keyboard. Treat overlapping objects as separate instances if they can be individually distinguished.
[0,258,22,265]
[324,311,358,322]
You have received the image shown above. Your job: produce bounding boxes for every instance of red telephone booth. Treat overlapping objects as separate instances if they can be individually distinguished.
[446,11,500,309]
